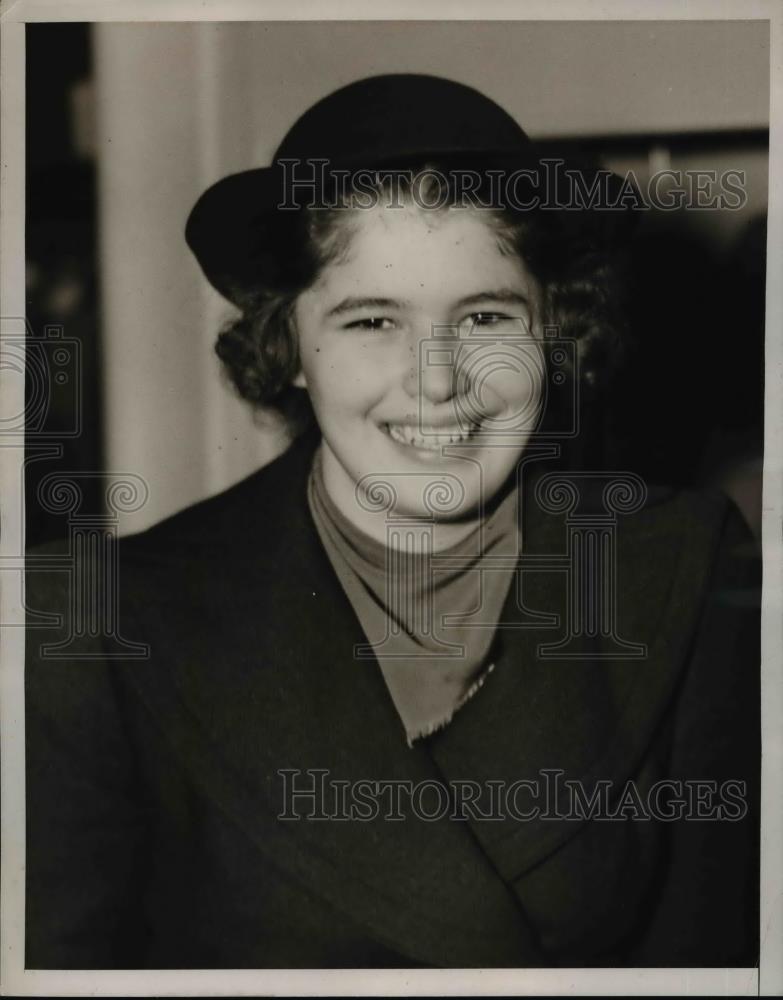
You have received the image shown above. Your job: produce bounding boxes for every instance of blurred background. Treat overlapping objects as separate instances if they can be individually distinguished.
[25,20,768,543]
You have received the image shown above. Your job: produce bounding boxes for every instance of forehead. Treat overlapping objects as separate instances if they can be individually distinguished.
[310,204,534,296]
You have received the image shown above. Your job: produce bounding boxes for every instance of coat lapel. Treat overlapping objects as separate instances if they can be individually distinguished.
[425,457,728,885]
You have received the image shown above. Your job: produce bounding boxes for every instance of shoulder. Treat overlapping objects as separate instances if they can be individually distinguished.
[623,483,759,591]
[529,466,754,596]
[25,430,322,653]
[598,474,755,582]
[119,428,319,562]
[622,484,760,707]
[589,479,759,665]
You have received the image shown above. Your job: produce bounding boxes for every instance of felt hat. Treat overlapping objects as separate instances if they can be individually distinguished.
[185,73,637,305]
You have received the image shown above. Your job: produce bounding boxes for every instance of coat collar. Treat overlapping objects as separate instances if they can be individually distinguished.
[118,430,726,965]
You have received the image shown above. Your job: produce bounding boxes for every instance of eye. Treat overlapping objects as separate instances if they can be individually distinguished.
[344,316,396,332]
[460,312,515,330]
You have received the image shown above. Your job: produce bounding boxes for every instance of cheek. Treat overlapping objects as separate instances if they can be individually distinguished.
[301,342,390,417]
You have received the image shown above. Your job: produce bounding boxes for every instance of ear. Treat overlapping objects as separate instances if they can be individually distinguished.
[292,369,308,389]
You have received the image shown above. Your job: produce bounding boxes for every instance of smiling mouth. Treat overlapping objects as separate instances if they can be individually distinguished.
[383,422,479,450]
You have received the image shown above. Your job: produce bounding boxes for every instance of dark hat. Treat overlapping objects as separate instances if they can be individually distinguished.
[186,73,637,305]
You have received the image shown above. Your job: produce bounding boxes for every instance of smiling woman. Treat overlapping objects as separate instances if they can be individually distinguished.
[25,73,760,970]
[214,162,625,543]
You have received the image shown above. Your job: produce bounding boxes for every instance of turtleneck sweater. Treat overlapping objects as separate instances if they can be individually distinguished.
[307,448,521,744]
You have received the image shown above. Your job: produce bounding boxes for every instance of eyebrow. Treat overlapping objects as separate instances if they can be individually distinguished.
[325,296,408,318]
[325,289,529,319]
[453,289,530,310]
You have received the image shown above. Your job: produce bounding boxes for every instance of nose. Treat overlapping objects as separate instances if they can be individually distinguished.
[402,333,457,404]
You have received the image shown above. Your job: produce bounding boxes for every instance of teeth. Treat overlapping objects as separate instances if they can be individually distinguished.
[385,423,477,450]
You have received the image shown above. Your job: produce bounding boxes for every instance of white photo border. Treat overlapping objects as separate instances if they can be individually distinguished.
[1,1,780,996]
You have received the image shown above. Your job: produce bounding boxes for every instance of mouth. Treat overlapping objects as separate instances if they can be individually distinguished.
[382,421,479,451]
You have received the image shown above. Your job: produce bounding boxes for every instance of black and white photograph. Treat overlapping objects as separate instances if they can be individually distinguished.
[1,2,781,996]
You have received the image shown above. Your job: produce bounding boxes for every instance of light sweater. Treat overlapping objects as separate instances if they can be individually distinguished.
[307,447,521,744]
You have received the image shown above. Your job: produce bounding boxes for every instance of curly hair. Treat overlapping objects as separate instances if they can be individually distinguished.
[214,161,630,428]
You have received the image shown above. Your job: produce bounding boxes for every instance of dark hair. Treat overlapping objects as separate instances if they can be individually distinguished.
[215,161,629,428]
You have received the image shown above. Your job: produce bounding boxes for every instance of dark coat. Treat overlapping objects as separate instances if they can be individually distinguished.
[25,431,760,969]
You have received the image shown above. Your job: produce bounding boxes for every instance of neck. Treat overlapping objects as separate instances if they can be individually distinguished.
[317,443,514,552]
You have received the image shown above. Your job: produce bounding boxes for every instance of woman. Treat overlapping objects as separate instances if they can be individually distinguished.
[25,74,760,969]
